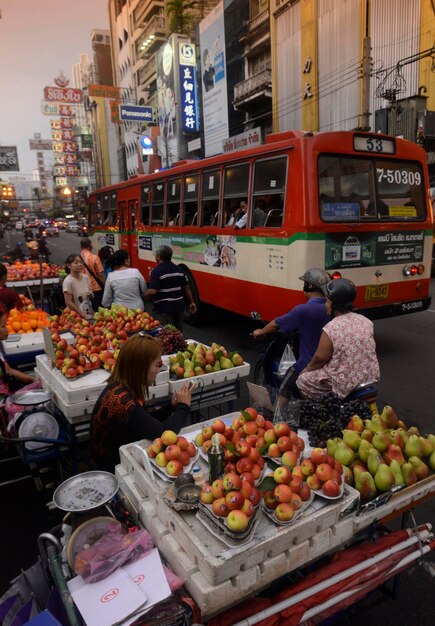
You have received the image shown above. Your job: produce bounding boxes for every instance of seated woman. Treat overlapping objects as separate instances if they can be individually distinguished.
[0,263,22,312]
[0,305,34,404]
[102,250,147,311]
[297,278,380,400]
[90,333,192,472]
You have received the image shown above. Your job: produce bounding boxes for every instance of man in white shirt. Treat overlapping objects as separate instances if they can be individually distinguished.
[234,200,248,229]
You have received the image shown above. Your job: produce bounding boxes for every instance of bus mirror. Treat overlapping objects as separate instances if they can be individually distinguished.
[250,311,262,321]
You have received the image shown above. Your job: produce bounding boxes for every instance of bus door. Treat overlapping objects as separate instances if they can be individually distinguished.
[126,199,139,267]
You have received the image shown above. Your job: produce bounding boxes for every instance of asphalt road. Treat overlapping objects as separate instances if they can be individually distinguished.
[0,228,434,624]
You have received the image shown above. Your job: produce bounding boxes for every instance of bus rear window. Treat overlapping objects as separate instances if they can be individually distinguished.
[319,156,426,222]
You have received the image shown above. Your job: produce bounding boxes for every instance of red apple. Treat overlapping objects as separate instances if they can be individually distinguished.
[273,484,293,503]
[166,459,183,476]
[161,430,177,446]
[274,422,291,438]
[311,447,328,465]
[200,485,215,504]
[212,497,230,517]
[322,479,341,497]
[225,490,244,511]
[275,502,294,522]
[226,509,249,531]
[273,466,292,484]
[315,463,334,483]
[222,472,242,492]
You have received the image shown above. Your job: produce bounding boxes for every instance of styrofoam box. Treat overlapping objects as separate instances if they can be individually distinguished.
[2,332,45,355]
[35,354,169,405]
[117,437,360,587]
[8,277,60,287]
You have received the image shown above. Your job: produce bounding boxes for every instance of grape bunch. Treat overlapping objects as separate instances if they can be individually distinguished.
[299,393,372,448]
[157,325,187,355]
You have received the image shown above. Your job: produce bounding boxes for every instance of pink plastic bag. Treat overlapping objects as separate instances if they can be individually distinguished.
[74,526,154,583]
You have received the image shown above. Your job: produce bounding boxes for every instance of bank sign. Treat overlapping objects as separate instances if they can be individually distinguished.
[119,104,154,122]
[179,42,199,132]
[325,230,424,269]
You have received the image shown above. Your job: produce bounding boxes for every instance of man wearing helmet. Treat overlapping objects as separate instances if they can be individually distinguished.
[297,278,380,400]
[253,268,330,408]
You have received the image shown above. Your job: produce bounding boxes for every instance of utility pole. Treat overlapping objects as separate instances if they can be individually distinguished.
[361,36,372,131]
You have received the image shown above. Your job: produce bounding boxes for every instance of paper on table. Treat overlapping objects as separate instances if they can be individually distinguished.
[120,548,172,625]
[67,569,147,626]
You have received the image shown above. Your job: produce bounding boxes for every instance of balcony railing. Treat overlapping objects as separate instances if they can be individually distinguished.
[234,67,272,104]
[249,7,269,32]
[138,52,157,85]
[133,0,164,30]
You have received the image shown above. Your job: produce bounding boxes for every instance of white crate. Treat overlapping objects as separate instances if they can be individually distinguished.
[2,332,45,355]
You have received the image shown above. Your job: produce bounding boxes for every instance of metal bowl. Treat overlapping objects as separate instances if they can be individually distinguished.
[176,483,202,504]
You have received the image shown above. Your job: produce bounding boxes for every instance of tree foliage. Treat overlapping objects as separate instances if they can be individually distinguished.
[167,0,200,34]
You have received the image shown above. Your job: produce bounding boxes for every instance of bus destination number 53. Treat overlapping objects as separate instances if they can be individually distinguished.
[354,136,395,154]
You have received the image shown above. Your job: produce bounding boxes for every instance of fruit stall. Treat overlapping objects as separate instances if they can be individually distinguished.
[112,407,435,623]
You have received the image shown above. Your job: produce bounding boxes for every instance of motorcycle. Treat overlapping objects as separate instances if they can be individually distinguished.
[250,311,378,410]
[0,243,26,263]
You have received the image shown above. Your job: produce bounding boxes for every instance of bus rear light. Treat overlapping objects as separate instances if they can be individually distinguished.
[331,271,342,279]
[417,264,425,275]
[403,265,418,276]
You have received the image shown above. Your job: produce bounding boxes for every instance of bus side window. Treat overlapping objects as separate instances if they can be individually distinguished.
[152,182,165,225]
[201,169,221,227]
[183,174,199,226]
[252,157,286,228]
[141,185,150,225]
[223,163,250,227]
[166,178,181,226]
[201,199,219,226]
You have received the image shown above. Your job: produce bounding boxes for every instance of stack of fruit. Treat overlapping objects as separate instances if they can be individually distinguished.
[52,339,94,379]
[168,341,245,379]
[157,325,187,355]
[261,465,312,523]
[6,261,61,281]
[261,422,305,468]
[93,305,160,334]
[146,430,197,477]
[327,405,435,500]
[6,307,50,334]
[199,471,260,532]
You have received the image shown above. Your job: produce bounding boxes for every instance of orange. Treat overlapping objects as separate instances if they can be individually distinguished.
[21,322,31,332]
[29,311,39,320]
[29,319,38,329]
[12,321,21,331]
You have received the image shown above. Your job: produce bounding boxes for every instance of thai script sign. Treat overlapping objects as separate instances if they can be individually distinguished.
[179,42,199,132]
[0,146,19,171]
[88,84,120,99]
[44,86,83,103]
[222,127,262,153]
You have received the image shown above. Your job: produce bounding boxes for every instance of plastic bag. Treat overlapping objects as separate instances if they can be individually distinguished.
[74,526,154,583]
[277,344,296,378]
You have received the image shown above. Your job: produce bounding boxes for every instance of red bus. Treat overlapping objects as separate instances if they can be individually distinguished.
[88,130,432,321]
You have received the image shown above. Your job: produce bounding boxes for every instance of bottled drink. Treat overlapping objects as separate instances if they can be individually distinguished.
[208,433,225,483]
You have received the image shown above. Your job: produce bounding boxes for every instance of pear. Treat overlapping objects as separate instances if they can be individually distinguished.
[175,351,184,364]
[383,444,405,466]
[374,464,395,492]
[343,465,354,486]
[354,467,377,500]
[220,357,234,370]
[404,435,424,459]
[397,419,407,429]
[342,429,361,452]
[372,431,391,453]
[194,366,205,376]
[231,353,244,366]
[347,415,365,433]
[408,456,429,480]
[213,360,221,371]
[428,448,435,472]
[389,459,405,486]
[205,364,214,374]
[184,359,194,370]
[368,414,388,432]
[407,426,420,437]
[334,442,355,467]
[401,462,418,486]
[360,429,374,443]
[183,368,195,379]
[358,439,373,463]
[419,437,434,458]
[381,405,399,429]
[327,437,341,458]
[367,448,383,476]
[388,429,406,450]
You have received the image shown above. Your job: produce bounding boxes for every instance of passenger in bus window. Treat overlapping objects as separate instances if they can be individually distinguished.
[253,199,267,227]
[233,200,248,229]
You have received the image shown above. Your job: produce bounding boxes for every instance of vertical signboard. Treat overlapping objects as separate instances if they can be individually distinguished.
[156,40,177,167]
[199,1,229,157]
[179,42,199,132]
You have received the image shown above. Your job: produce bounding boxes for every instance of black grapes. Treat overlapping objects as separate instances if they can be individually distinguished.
[157,325,187,355]
[299,393,372,448]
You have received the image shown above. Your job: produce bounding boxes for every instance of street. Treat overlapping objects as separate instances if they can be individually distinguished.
[0,230,434,624]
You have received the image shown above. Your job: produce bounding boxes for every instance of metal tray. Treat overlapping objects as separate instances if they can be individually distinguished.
[9,389,52,406]
[52,471,119,512]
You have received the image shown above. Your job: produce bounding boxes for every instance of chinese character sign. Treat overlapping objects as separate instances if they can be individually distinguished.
[179,42,199,132]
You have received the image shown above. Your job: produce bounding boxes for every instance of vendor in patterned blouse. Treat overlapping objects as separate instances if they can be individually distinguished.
[296,278,380,400]
[90,333,192,472]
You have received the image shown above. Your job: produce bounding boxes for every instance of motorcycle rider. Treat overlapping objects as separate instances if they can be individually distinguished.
[253,268,330,411]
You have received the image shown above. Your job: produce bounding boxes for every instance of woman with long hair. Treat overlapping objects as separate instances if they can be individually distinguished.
[102,249,147,311]
[90,333,192,472]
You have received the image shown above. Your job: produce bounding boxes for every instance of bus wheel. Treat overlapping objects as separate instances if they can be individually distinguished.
[182,267,202,326]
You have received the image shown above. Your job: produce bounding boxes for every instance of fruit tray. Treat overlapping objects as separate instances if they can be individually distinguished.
[198,500,260,541]
[261,492,314,526]
[147,448,199,482]
[310,469,345,501]
[264,449,303,471]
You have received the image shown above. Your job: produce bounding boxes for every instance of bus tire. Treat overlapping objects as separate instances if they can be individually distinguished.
[182,267,202,326]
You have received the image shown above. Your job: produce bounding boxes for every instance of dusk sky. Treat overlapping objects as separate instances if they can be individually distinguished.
[0,0,109,178]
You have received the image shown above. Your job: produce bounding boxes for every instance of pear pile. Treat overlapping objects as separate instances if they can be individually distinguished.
[168,341,244,379]
[326,405,435,500]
